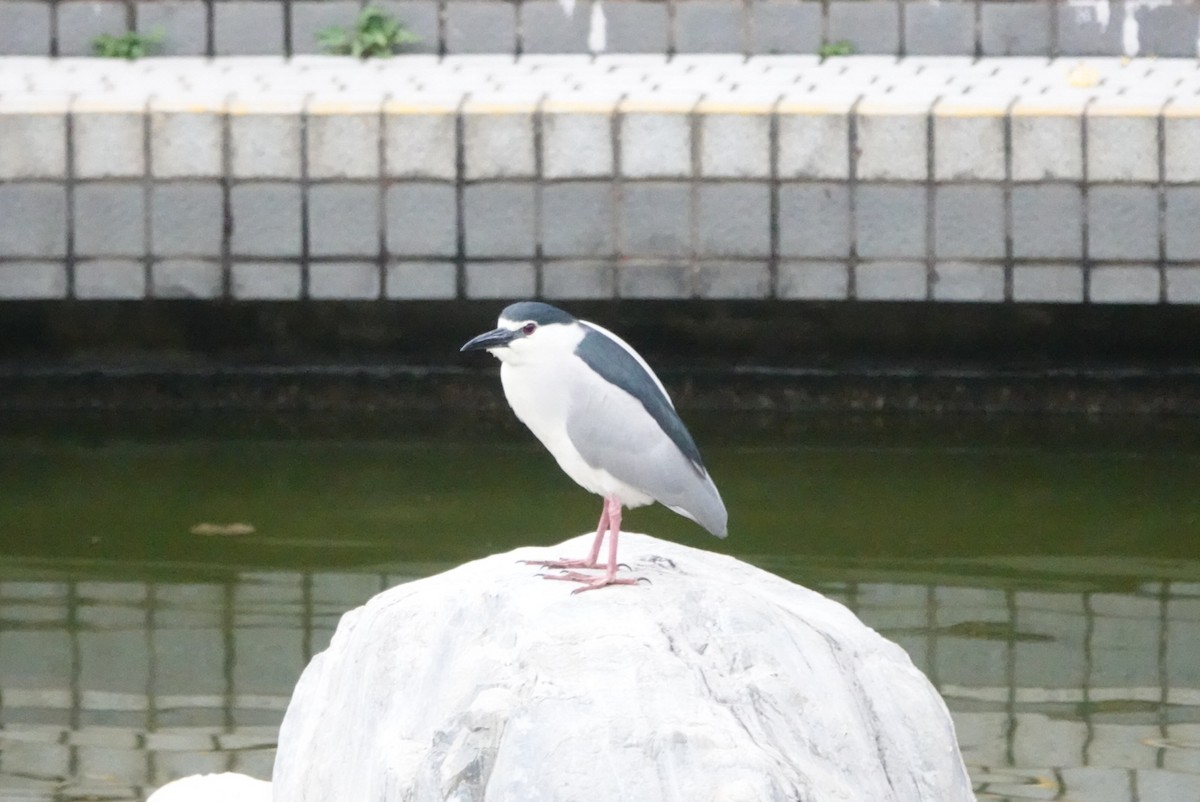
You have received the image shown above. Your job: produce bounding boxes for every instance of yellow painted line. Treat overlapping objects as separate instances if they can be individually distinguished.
[70,98,147,113]
[618,99,696,114]
[934,102,1010,117]
[307,101,382,115]
[382,101,459,114]
[775,101,853,115]
[1164,102,1200,118]
[542,101,619,114]
[695,101,775,115]
[461,102,538,114]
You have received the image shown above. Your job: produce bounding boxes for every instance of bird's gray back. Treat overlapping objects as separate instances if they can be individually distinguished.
[567,325,727,537]
[574,324,705,470]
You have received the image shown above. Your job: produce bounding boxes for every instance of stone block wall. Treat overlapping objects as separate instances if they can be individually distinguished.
[3,0,1199,59]
[2,57,1200,304]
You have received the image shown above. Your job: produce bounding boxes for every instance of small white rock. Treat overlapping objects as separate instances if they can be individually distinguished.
[147,772,271,802]
[274,533,973,802]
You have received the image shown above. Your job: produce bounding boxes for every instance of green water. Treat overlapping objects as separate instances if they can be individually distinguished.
[1,414,1199,800]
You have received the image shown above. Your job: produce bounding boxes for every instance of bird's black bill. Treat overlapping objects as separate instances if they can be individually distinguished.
[460,327,518,353]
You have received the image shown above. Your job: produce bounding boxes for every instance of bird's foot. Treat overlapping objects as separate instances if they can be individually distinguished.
[521,557,600,570]
[539,570,647,593]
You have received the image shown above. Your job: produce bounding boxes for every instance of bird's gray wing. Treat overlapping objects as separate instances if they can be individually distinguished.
[564,337,727,538]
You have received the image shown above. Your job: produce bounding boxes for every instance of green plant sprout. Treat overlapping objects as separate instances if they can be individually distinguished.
[318,6,420,58]
[91,28,163,60]
[818,40,855,59]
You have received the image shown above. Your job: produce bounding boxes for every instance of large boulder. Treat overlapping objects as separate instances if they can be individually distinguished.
[273,533,973,802]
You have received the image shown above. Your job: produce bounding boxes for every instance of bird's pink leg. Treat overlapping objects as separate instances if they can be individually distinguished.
[547,497,645,593]
[521,501,609,569]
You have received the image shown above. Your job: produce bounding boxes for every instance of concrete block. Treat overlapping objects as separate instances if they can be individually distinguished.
[856,107,927,180]
[214,2,284,56]
[375,0,439,54]
[541,183,614,257]
[230,184,303,257]
[464,261,537,299]
[1087,112,1159,182]
[522,0,592,54]
[74,112,145,179]
[0,263,68,299]
[779,183,850,258]
[980,3,1052,56]
[74,260,146,300]
[58,1,129,57]
[932,262,1005,302]
[1135,5,1200,58]
[1056,3,1124,56]
[0,113,66,179]
[696,183,770,257]
[695,263,771,299]
[827,1,900,55]
[855,184,927,259]
[619,182,691,258]
[0,2,51,55]
[151,260,224,299]
[385,261,458,299]
[135,1,207,56]
[463,184,537,257]
[778,109,850,179]
[905,4,974,56]
[150,183,223,257]
[1012,264,1085,303]
[75,183,146,257]
[1165,111,1200,184]
[934,185,1005,259]
[543,110,613,178]
[307,111,380,179]
[675,1,745,54]
[542,261,615,299]
[230,262,302,300]
[618,263,690,299]
[0,184,67,257]
[620,111,692,177]
[699,112,770,178]
[291,1,363,56]
[1166,188,1200,262]
[933,112,1005,181]
[750,2,821,55]
[605,1,669,53]
[1166,267,1200,304]
[386,182,458,256]
[150,111,222,178]
[463,110,536,179]
[385,110,457,180]
[778,261,850,300]
[1088,186,1159,261]
[309,184,381,258]
[231,112,302,179]
[308,262,382,300]
[855,261,927,301]
[445,1,516,54]
[1012,184,1084,259]
[1089,265,1161,304]
[1011,111,1083,181]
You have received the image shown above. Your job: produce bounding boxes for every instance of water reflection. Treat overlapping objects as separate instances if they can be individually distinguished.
[1,564,1197,801]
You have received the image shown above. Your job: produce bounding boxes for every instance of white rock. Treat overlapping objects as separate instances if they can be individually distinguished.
[146,772,270,802]
[273,533,973,802]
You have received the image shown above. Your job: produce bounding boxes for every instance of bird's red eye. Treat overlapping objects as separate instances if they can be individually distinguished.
[522,323,537,335]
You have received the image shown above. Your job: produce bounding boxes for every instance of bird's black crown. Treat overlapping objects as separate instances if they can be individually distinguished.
[500,301,577,326]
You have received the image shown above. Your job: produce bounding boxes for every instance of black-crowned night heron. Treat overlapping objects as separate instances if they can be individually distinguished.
[461,301,727,593]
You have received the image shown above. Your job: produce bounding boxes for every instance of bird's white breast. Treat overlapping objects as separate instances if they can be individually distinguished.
[500,353,652,506]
